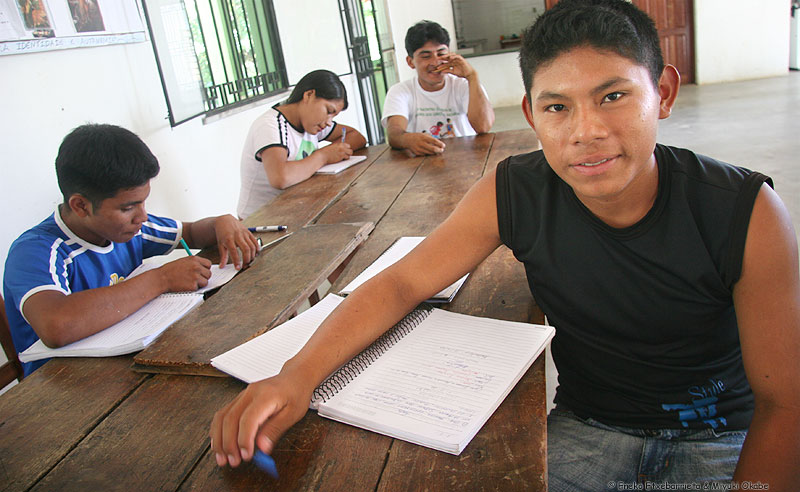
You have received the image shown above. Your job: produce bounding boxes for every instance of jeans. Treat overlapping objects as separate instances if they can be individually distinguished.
[548,407,747,491]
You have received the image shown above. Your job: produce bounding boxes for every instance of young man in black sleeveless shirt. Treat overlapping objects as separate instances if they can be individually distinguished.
[211,1,800,487]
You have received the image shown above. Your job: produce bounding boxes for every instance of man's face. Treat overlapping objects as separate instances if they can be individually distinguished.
[407,41,449,91]
[525,46,672,207]
[82,182,151,245]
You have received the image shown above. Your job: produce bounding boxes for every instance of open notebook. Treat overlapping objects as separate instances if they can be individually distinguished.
[18,293,202,362]
[211,294,554,455]
[339,236,469,302]
[315,155,367,175]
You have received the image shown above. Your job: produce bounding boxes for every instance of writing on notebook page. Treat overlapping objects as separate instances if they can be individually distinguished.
[317,309,536,441]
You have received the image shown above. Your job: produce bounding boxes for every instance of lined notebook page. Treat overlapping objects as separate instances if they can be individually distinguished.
[210,295,344,382]
[19,294,203,362]
[340,237,468,301]
[128,262,238,294]
[316,309,554,454]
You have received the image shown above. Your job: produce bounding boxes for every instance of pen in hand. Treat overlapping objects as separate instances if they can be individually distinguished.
[179,238,193,256]
[341,127,346,143]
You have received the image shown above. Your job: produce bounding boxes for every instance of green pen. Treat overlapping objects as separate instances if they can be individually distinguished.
[179,238,193,256]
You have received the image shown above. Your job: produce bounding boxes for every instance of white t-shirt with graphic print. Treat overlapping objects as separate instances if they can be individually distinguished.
[380,74,485,138]
[238,105,336,219]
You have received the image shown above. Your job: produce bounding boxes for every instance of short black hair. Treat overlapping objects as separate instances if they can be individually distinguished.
[55,124,160,207]
[519,0,664,100]
[405,20,450,57]
[285,69,348,110]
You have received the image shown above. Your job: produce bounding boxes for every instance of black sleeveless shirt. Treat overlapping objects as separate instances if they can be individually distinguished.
[496,144,771,430]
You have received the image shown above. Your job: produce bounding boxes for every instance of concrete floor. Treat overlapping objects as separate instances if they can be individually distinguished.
[494,71,800,410]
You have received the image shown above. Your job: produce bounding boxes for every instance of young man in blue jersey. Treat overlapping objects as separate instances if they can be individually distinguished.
[3,124,259,376]
[210,0,800,487]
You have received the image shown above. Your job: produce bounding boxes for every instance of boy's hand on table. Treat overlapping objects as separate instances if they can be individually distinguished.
[158,256,212,292]
[215,215,259,269]
[210,373,312,467]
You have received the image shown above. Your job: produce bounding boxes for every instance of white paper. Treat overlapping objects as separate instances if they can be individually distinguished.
[19,293,203,362]
[315,155,367,175]
[340,237,468,302]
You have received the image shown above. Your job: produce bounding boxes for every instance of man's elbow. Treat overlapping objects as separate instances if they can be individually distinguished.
[474,113,495,134]
[35,320,74,348]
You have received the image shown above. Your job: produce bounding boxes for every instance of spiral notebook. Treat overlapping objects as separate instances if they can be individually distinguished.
[339,237,469,302]
[211,294,554,455]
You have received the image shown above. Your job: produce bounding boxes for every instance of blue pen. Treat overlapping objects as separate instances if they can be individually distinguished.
[252,450,279,478]
[179,238,193,256]
[341,127,346,143]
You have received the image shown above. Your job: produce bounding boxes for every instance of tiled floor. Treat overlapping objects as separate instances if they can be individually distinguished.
[494,71,800,410]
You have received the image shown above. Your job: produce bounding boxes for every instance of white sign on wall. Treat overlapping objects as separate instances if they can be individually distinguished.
[0,0,146,56]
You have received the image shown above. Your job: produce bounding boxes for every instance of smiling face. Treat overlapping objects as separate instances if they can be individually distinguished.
[407,41,450,92]
[523,46,678,223]
[298,90,345,134]
[73,182,151,246]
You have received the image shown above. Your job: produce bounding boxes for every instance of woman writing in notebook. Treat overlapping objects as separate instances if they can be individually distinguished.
[237,69,367,219]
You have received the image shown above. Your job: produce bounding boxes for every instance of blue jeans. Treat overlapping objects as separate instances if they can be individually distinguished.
[548,407,746,491]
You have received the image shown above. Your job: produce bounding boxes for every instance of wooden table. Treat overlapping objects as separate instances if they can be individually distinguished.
[0,130,547,492]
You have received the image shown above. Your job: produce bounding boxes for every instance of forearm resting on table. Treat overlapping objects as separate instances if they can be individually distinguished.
[263,151,327,190]
[23,273,169,347]
[282,269,426,387]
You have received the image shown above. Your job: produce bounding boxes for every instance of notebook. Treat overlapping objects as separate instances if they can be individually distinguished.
[315,155,367,174]
[339,236,468,302]
[127,261,238,294]
[18,292,203,362]
[211,294,555,455]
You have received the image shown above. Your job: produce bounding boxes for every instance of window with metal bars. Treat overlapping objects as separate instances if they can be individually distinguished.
[142,0,288,126]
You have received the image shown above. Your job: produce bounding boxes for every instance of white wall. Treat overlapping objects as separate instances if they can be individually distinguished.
[694,0,789,84]
[439,0,793,110]
[0,0,364,287]
[386,0,456,82]
[466,51,525,108]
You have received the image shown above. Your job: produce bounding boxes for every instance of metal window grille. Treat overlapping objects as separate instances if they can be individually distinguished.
[143,0,288,126]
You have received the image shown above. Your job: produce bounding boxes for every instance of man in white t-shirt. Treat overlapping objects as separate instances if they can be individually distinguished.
[381,20,495,155]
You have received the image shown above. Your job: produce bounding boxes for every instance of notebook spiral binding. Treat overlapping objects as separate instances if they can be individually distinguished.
[312,306,433,404]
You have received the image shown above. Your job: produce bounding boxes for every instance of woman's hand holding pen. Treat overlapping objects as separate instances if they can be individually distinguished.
[319,141,353,164]
[210,371,313,467]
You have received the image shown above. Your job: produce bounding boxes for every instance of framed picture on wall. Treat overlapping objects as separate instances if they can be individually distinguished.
[0,0,146,56]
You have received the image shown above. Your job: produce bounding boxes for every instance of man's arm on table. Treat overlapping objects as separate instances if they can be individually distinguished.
[732,183,800,489]
[385,115,446,155]
[24,215,256,348]
[210,168,504,466]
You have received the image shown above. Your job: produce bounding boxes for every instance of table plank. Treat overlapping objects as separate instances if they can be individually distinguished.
[133,223,373,376]
[244,145,388,230]
[485,127,541,173]
[314,148,425,227]
[0,357,146,492]
[28,374,242,492]
[328,134,495,293]
[181,412,390,491]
